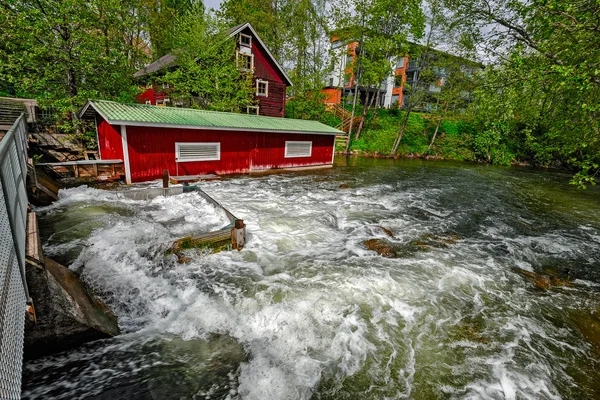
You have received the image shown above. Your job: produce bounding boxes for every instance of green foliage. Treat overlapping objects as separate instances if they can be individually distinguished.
[286,91,341,126]
[144,0,199,59]
[0,0,144,150]
[162,7,255,112]
[445,0,600,185]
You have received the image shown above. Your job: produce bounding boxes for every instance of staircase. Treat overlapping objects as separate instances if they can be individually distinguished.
[0,98,27,130]
[29,130,84,162]
[325,104,362,134]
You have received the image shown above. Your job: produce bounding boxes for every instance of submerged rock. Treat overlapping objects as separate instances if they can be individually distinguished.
[339,183,349,189]
[25,258,119,359]
[421,232,461,247]
[407,232,461,251]
[513,267,573,291]
[364,239,397,258]
[570,308,600,354]
[374,226,394,238]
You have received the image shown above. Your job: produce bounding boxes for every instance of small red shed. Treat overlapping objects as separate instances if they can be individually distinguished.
[80,100,341,184]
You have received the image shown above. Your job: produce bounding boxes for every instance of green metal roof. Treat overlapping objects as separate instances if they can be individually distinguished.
[81,100,342,135]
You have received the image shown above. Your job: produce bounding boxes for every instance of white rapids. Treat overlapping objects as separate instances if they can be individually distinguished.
[23,161,600,400]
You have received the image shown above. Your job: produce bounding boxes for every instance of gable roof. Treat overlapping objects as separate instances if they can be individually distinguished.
[133,22,293,86]
[80,100,341,135]
[133,53,176,78]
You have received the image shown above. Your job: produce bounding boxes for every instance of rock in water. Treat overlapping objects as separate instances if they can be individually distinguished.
[364,239,397,258]
[374,226,394,237]
[24,258,119,359]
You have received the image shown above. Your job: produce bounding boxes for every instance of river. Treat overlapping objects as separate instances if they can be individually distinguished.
[22,158,600,399]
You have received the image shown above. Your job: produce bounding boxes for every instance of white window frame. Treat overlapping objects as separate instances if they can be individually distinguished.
[240,33,252,47]
[175,142,221,162]
[246,106,259,115]
[145,100,151,105]
[236,51,254,71]
[162,83,170,89]
[284,141,312,158]
[256,79,268,97]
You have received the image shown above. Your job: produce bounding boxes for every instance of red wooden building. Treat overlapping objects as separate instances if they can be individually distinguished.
[133,23,292,118]
[80,100,340,184]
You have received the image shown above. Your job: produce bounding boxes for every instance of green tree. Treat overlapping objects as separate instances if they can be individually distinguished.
[0,0,143,144]
[142,0,199,59]
[218,0,286,60]
[162,5,255,112]
[331,0,425,151]
[445,0,600,186]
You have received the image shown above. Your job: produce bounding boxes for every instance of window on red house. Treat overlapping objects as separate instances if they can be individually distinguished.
[257,80,268,97]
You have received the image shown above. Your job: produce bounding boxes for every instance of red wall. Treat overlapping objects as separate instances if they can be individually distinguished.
[321,88,342,105]
[97,117,335,182]
[245,27,287,118]
[97,116,124,160]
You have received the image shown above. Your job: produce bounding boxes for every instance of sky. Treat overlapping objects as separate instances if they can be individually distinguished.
[204,0,223,11]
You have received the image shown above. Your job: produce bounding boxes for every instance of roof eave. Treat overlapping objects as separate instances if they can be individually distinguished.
[107,120,339,135]
[78,100,111,123]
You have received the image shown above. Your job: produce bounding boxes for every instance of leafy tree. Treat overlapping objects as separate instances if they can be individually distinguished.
[218,0,286,60]
[424,56,479,156]
[142,0,200,59]
[391,0,444,155]
[330,0,425,151]
[444,0,600,186]
[161,4,255,112]
[0,0,143,147]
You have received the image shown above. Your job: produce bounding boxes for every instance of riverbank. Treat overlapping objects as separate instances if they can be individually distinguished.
[338,108,569,172]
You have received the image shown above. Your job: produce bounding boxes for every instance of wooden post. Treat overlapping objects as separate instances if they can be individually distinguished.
[162,169,169,196]
[162,170,169,188]
[231,219,246,250]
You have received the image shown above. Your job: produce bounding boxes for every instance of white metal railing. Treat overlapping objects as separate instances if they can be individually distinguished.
[0,114,30,399]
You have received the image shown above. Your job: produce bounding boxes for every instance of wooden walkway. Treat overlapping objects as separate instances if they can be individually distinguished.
[37,159,124,180]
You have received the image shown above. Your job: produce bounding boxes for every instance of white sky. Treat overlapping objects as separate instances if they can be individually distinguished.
[203,0,223,11]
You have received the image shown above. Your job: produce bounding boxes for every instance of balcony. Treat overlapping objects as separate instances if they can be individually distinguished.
[406,61,420,71]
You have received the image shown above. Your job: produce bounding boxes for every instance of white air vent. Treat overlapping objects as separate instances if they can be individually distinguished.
[284,141,312,158]
[176,142,220,162]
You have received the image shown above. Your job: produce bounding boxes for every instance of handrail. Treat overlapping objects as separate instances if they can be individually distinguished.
[0,113,30,399]
[0,113,30,301]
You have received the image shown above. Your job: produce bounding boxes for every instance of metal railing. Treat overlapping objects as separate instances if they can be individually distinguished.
[0,114,30,399]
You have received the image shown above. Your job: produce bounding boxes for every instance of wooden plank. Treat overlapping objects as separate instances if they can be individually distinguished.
[37,159,123,166]
[26,211,45,266]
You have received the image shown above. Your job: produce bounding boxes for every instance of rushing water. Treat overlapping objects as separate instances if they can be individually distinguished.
[22,158,600,400]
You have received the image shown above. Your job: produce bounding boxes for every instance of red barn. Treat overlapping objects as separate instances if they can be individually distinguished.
[80,100,340,184]
[133,22,292,118]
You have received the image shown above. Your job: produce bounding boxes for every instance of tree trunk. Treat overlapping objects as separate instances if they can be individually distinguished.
[425,103,448,156]
[369,90,381,124]
[355,89,375,140]
[345,81,360,153]
[391,108,412,155]
[425,115,443,156]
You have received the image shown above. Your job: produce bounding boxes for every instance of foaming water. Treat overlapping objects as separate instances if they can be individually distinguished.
[23,158,600,399]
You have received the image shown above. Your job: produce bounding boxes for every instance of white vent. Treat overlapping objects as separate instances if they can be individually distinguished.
[285,141,312,158]
[176,142,220,162]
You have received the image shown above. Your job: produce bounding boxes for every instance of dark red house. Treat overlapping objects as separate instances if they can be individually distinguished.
[133,22,292,118]
[80,100,340,184]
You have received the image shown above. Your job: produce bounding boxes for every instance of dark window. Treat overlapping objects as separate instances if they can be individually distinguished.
[394,75,403,88]
[240,34,252,47]
[257,81,268,96]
